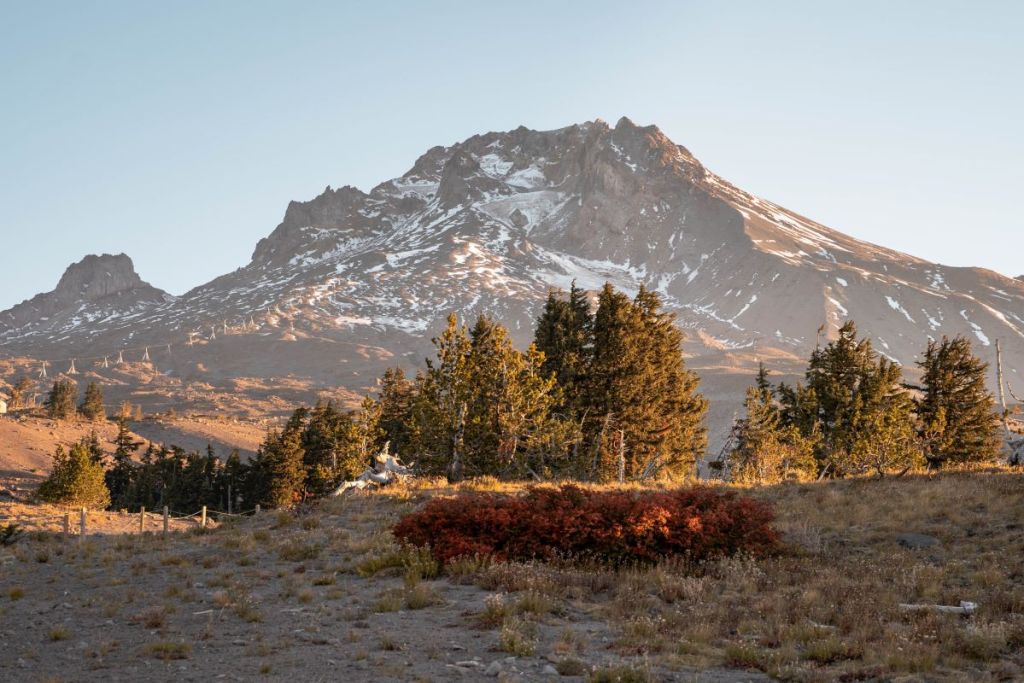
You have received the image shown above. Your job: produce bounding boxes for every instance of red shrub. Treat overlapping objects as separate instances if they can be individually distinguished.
[392,485,779,565]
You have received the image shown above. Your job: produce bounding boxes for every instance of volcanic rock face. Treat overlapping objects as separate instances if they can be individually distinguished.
[2,118,1023,444]
[0,254,170,342]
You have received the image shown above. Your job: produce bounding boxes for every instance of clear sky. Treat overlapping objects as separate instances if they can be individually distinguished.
[1,1,1021,310]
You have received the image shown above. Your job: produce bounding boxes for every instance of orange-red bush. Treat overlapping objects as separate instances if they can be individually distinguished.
[392,485,779,565]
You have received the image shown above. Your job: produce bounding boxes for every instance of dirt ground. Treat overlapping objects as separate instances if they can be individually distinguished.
[1,472,1022,682]
[0,494,767,683]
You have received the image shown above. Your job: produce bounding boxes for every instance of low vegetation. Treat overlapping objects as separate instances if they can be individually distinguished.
[3,470,1022,681]
[393,484,778,564]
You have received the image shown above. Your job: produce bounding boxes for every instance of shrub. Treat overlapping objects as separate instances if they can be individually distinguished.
[35,441,111,509]
[392,485,779,565]
[0,523,22,547]
[145,641,191,660]
[48,625,70,641]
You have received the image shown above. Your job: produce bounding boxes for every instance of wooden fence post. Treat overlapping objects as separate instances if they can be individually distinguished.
[163,506,169,535]
[139,507,146,534]
[200,506,207,529]
[63,513,70,537]
[79,508,86,540]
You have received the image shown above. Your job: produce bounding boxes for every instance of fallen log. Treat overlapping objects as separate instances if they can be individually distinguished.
[898,601,978,615]
[332,443,414,495]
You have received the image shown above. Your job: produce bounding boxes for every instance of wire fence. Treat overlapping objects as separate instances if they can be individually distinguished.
[0,504,262,539]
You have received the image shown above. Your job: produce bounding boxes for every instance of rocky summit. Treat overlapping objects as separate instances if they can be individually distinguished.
[2,118,1023,445]
[0,253,170,339]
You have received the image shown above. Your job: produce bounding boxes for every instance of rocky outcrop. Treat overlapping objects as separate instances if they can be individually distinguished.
[52,254,158,305]
[0,254,167,339]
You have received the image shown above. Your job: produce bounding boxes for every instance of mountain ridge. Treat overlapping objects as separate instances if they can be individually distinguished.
[1,118,1022,446]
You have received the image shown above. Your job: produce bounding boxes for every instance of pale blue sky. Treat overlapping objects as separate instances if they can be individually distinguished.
[1,1,1021,310]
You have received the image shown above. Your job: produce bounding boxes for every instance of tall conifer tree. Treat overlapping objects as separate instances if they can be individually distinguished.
[533,281,593,414]
[79,382,106,421]
[915,335,1002,466]
[45,379,77,420]
[583,284,707,480]
[729,364,817,484]
[779,321,920,476]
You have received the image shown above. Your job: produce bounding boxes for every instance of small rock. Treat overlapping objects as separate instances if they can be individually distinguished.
[485,660,504,676]
[542,664,559,675]
[897,533,940,549]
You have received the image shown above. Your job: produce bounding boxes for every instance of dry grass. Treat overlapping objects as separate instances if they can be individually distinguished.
[1,469,1022,681]
[400,469,1024,680]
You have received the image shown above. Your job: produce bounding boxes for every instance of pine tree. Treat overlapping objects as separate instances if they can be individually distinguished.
[301,400,367,498]
[44,379,77,420]
[79,382,106,421]
[915,335,1002,467]
[464,314,570,476]
[221,449,247,511]
[247,410,307,508]
[35,439,111,508]
[408,314,475,475]
[105,418,142,509]
[408,314,575,478]
[374,367,415,455]
[779,321,921,476]
[729,365,817,484]
[80,430,105,464]
[533,281,593,414]
[583,284,708,481]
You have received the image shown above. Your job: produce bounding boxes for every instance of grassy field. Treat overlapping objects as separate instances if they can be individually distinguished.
[1,470,1022,681]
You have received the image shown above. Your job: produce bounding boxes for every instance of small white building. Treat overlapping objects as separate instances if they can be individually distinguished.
[0,398,7,415]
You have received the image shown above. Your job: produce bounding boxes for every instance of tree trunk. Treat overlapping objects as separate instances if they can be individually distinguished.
[447,402,467,484]
[591,412,612,481]
[617,430,626,483]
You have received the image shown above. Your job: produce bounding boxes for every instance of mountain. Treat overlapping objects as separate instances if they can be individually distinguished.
[0,254,171,341]
[2,118,1023,447]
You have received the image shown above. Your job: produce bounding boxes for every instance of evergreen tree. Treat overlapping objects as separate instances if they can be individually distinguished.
[409,314,576,478]
[374,367,415,455]
[465,314,571,477]
[779,321,921,476]
[301,400,369,498]
[105,418,142,509]
[221,449,247,510]
[35,439,111,508]
[80,430,105,464]
[44,379,77,420]
[915,335,1002,467]
[166,446,221,513]
[729,365,817,484]
[583,284,708,481]
[408,314,475,476]
[79,382,106,421]
[247,410,307,508]
[533,281,593,414]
